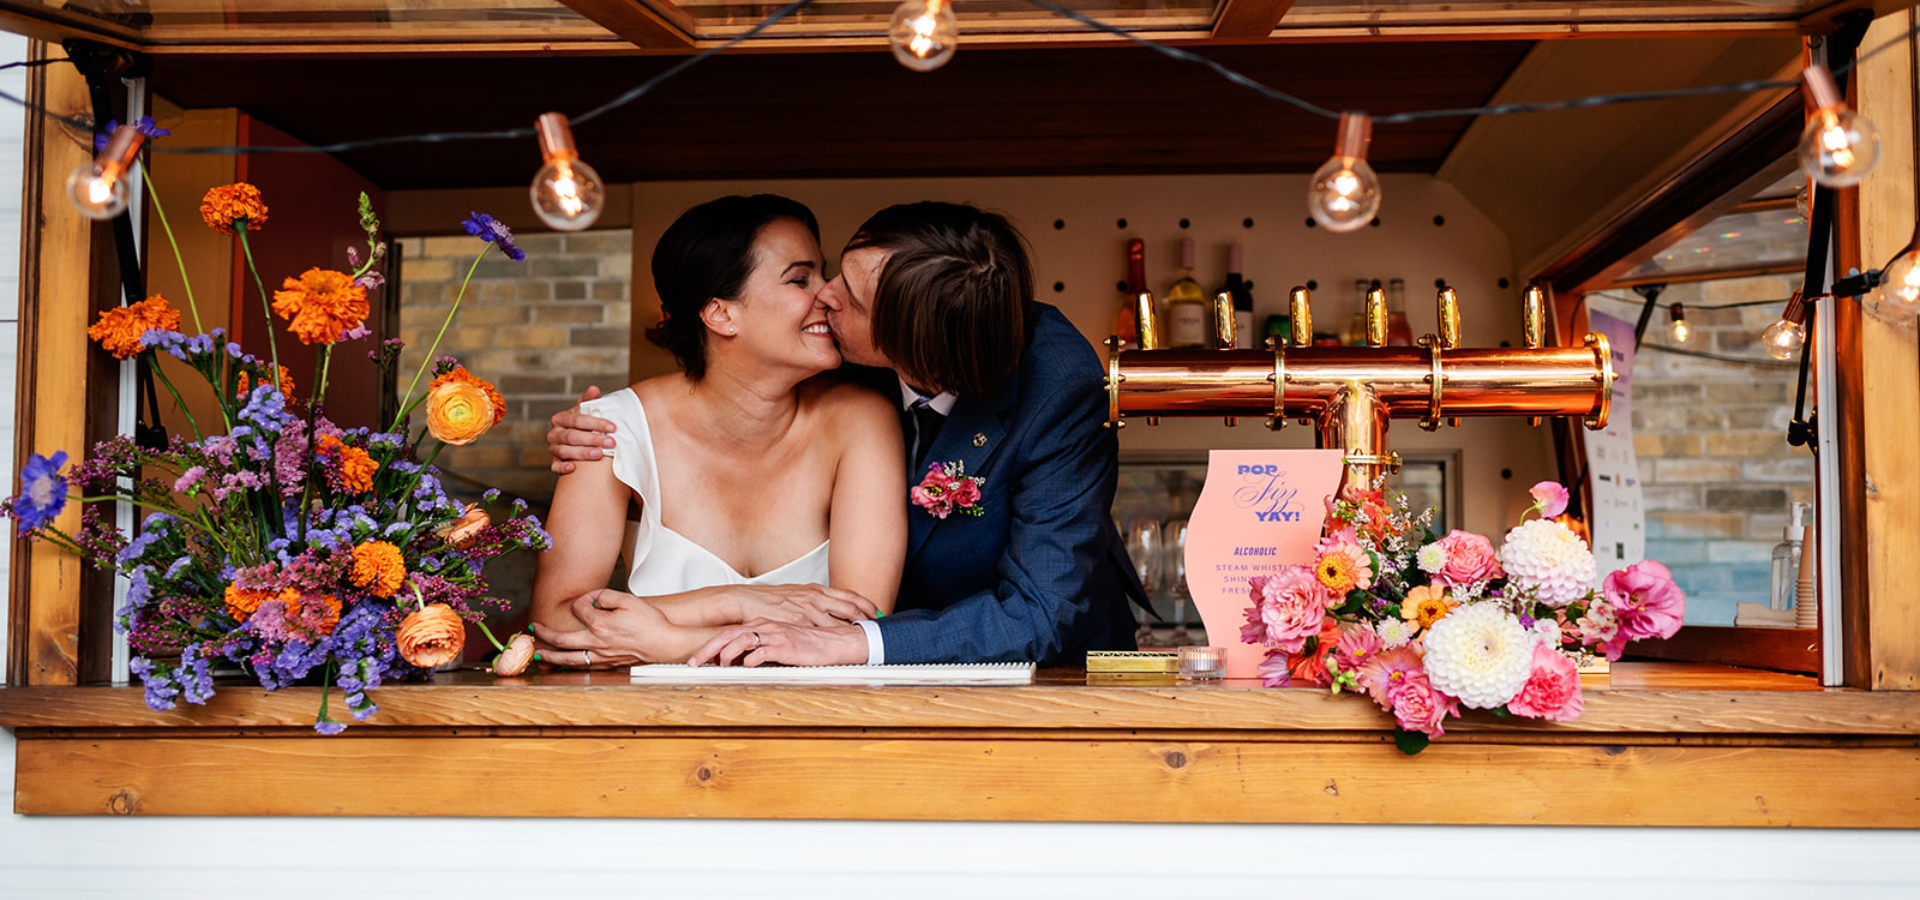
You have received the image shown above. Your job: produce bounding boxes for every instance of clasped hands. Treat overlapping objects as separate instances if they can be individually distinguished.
[531,582,877,670]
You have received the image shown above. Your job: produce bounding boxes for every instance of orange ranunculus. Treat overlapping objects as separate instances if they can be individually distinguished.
[316,434,377,494]
[428,367,506,426]
[88,294,183,359]
[235,364,296,400]
[425,379,496,446]
[349,540,406,598]
[271,268,368,345]
[492,632,536,677]
[439,502,491,548]
[396,603,465,669]
[199,182,268,235]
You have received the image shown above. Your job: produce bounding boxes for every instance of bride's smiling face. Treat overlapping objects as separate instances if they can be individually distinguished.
[710,217,837,374]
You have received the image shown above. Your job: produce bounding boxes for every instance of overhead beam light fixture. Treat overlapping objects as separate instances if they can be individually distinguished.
[67,124,144,220]
[531,112,606,232]
[1797,63,1880,188]
[891,0,958,72]
[1308,112,1380,233]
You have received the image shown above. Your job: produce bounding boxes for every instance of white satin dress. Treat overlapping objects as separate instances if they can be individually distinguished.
[580,388,831,594]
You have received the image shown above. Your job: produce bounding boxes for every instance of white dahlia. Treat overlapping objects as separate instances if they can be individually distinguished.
[1421,602,1534,709]
[1416,543,1446,575]
[1499,518,1596,608]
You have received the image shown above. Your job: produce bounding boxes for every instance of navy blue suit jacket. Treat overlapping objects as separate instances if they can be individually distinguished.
[868,303,1145,664]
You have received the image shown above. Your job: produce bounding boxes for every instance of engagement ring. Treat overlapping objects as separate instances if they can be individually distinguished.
[751,631,762,648]
[581,649,591,666]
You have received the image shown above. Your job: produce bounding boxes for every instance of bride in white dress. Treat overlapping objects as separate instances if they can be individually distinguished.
[531,195,906,667]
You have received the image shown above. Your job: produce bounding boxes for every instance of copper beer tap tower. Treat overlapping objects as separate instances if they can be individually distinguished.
[1106,284,1614,486]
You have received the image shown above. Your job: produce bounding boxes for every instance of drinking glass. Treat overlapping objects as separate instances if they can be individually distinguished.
[1125,518,1165,645]
[1163,517,1192,645]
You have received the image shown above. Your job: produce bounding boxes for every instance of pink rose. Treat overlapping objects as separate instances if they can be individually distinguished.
[1240,567,1330,654]
[1389,672,1459,738]
[1604,559,1685,645]
[947,477,981,509]
[1435,529,1503,588]
[1530,481,1570,519]
[1507,644,1585,721]
[911,468,957,518]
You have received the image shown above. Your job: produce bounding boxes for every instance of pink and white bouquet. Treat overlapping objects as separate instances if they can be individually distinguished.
[1241,480,1684,754]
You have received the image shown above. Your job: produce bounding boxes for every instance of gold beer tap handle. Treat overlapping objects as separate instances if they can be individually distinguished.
[1584,331,1614,430]
[1437,286,1462,350]
[1522,284,1547,350]
[1343,452,1403,473]
[1289,286,1313,348]
[1103,336,1125,429]
[1213,290,1237,349]
[1134,290,1162,351]
[1420,338,1445,432]
[1365,285,1388,347]
[1266,342,1287,431]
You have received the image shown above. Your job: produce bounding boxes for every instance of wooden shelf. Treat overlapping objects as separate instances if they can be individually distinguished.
[5,663,1917,823]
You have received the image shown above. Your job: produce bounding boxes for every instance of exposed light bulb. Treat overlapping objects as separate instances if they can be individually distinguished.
[1797,65,1880,188]
[1307,112,1380,233]
[530,112,605,232]
[1667,302,1692,345]
[890,0,957,72]
[1761,290,1808,360]
[1870,245,1920,314]
[65,124,144,220]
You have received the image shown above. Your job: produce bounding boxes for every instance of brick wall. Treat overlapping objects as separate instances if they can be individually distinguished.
[396,230,632,504]
[1589,273,1811,625]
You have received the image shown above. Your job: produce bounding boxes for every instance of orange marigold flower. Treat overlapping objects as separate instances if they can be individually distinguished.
[271,268,368,345]
[349,540,406,598]
[199,182,269,235]
[316,433,377,494]
[88,294,183,359]
[428,368,506,425]
[223,584,279,622]
[425,376,499,446]
[289,592,343,637]
[396,603,465,669]
[235,364,296,400]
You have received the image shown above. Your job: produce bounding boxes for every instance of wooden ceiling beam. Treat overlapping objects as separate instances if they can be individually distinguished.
[1211,0,1299,40]
[555,0,695,50]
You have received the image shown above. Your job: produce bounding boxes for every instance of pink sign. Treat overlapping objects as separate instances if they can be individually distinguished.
[1185,449,1346,679]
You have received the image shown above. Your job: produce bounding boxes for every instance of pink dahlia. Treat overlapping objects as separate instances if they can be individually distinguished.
[1507,643,1585,721]
[1241,567,1331,654]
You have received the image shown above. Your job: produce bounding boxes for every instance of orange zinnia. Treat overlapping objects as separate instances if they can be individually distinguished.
[88,294,183,359]
[349,540,406,598]
[316,434,377,494]
[288,592,343,637]
[272,268,368,345]
[223,584,284,623]
[396,603,465,669]
[428,368,506,425]
[199,182,269,235]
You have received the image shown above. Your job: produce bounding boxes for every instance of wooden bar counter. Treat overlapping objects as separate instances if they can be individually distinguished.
[3,662,1916,824]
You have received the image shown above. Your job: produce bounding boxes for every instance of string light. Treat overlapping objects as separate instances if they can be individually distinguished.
[1308,112,1379,233]
[65,124,143,220]
[890,0,958,72]
[1761,290,1808,360]
[1797,64,1880,188]
[530,112,605,232]
[1667,302,1692,345]
[1870,245,1920,313]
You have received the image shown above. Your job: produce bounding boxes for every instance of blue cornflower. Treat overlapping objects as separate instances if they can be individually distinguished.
[94,116,171,152]
[12,451,70,535]
[461,211,526,261]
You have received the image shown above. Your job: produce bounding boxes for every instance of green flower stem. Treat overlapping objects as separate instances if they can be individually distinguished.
[473,618,511,653]
[390,247,489,432]
[296,345,333,545]
[145,357,203,441]
[139,166,202,334]
[234,225,280,381]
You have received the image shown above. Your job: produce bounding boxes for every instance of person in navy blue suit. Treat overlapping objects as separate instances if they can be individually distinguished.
[552,201,1144,665]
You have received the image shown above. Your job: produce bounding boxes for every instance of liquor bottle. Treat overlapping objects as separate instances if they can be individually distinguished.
[1117,238,1145,344]
[1343,279,1375,346]
[1164,238,1209,348]
[1386,277,1414,346]
[1216,243,1255,349]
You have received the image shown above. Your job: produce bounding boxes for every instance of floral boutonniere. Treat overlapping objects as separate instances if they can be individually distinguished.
[911,461,985,519]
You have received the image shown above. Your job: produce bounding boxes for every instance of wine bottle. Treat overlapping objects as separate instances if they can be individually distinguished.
[1216,243,1255,349]
[1165,237,1208,348]
[1386,277,1414,346]
[1117,238,1145,344]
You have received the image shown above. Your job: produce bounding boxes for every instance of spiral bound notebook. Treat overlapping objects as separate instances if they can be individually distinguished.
[630,662,1036,685]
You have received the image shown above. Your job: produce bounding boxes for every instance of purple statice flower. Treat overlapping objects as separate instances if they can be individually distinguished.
[129,656,181,711]
[113,567,154,634]
[177,645,216,705]
[237,383,289,432]
[273,423,309,494]
[173,465,207,493]
[93,116,171,152]
[313,718,348,736]
[461,211,525,261]
[164,556,191,580]
[115,525,168,566]
[10,451,70,535]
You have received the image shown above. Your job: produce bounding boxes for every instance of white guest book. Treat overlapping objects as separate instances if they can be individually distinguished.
[629,662,1036,685]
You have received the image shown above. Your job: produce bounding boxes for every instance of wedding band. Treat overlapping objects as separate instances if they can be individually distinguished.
[752,631,762,648]
[581,650,591,666]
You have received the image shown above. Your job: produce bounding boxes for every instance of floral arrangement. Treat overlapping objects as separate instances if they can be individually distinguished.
[1242,480,1684,754]
[2,170,550,732]
[910,460,984,519]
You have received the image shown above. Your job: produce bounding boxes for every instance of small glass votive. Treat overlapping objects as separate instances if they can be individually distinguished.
[1178,645,1225,681]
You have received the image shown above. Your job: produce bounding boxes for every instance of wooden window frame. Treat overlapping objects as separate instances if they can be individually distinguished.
[5,35,1919,824]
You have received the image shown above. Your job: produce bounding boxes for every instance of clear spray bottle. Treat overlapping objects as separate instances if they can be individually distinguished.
[1770,502,1809,611]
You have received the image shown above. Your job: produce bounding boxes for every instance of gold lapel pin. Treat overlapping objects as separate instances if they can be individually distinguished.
[973,433,988,447]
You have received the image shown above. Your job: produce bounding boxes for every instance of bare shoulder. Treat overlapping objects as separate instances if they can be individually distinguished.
[799,373,898,432]
[627,374,685,407]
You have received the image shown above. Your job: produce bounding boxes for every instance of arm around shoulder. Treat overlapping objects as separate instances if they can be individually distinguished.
[824,381,906,614]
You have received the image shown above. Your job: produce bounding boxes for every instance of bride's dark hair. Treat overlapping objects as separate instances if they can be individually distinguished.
[646,194,821,379]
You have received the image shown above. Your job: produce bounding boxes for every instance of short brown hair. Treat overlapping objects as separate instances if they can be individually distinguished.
[845,202,1032,397]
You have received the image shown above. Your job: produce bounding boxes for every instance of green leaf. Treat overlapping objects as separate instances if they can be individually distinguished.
[1393,728,1430,756]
